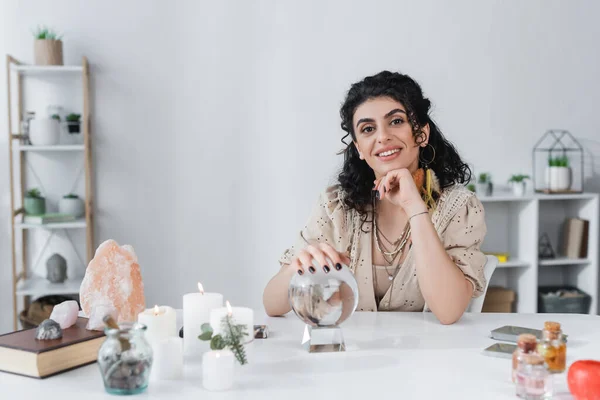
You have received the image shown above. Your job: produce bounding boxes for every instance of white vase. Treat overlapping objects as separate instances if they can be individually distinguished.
[549,167,571,191]
[511,181,526,197]
[58,197,85,218]
[29,118,60,146]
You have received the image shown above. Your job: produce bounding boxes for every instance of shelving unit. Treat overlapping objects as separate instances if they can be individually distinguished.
[479,192,599,314]
[5,55,94,330]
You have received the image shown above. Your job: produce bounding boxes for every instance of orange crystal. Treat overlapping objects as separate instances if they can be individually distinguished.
[79,240,145,323]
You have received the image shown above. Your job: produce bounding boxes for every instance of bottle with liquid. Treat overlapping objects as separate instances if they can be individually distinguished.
[512,333,538,382]
[537,321,566,373]
[515,353,553,399]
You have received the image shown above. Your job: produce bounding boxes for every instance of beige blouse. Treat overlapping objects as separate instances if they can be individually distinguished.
[279,184,487,312]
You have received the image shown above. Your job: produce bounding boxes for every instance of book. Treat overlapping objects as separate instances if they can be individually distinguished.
[23,213,77,224]
[0,317,105,379]
[561,218,589,258]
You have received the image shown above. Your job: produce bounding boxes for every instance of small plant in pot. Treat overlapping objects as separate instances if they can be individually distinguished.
[476,173,493,197]
[24,188,46,216]
[508,174,530,197]
[546,155,571,192]
[58,193,85,218]
[32,26,63,66]
[65,113,81,134]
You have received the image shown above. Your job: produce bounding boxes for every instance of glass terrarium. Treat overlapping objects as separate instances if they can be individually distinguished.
[532,130,584,193]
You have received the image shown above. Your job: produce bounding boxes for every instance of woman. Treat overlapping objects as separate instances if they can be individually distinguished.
[263,71,487,324]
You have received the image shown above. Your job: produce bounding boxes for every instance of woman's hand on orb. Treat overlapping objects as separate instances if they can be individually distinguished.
[290,243,351,275]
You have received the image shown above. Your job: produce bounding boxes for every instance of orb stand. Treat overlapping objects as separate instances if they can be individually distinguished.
[302,325,345,353]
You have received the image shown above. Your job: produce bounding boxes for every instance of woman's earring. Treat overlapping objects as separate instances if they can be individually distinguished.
[418,143,436,168]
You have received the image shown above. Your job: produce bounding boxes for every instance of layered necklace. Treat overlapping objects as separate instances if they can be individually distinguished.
[372,213,412,306]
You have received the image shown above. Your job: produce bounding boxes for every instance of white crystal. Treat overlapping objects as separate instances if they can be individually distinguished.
[49,300,79,329]
[86,303,118,331]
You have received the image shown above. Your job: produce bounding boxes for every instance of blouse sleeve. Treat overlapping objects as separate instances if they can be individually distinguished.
[279,186,352,267]
[442,195,488,298]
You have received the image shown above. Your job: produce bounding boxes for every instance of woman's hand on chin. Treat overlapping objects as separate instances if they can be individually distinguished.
[374,168,427,215]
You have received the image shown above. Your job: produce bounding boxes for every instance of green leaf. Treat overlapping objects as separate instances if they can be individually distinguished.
[198,331,213,341]
[210,334,227,350]
[201,323,213,334]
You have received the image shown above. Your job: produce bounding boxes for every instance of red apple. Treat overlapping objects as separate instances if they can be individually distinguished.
[568,360,600,400]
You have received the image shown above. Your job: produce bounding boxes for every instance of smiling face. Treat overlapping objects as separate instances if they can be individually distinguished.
[353,97,429,178]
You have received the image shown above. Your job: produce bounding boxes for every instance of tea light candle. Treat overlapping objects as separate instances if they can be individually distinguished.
[151,337,183,381]
[209,301,254,341]
[202,349,234,391]
[183,282,223,356]
[137,305,176,346]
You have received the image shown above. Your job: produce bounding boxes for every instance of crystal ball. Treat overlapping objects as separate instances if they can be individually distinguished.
[288,263,359,327]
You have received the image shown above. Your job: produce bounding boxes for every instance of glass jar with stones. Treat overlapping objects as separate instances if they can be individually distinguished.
[97,322,153,395]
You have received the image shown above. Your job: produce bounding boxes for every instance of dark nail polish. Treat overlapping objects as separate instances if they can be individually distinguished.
[335,263,342,270]
[374,191,380,200]
[297,269,304,275]
[308,266,315,273]
[323,265,330,273]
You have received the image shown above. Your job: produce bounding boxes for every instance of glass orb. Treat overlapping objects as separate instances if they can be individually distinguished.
[288,263,359,327]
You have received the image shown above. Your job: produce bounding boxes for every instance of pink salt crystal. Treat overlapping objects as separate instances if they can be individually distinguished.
[79,240,145,324]
[86,304,118,331]
[49,300,79,329]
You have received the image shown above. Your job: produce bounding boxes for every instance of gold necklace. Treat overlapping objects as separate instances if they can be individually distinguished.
[374,218,411,260]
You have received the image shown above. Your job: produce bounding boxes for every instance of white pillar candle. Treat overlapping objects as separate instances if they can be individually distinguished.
[150,337,183,381]
[202,349,234,391]
[183,283,223,357]
[209,302,254,342]
[137,305,177,346]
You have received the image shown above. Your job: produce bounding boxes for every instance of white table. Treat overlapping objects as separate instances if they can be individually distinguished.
[2,312,598,399]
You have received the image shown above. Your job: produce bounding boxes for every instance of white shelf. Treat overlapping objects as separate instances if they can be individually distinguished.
[16,219,87,229]
[536,193,598,201]
[479,193,598,202]
[539,258,590,267]
[479,195,534,202]
[497,260,529,268]
[16,144,85,152]
[16,276,83,296]
[10,64,83,75]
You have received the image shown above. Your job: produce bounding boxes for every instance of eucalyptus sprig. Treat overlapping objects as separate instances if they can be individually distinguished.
[199,316,249,365]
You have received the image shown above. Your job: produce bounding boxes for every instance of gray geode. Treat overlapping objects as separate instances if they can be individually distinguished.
[46,253,67,283]
[35,319,63,340]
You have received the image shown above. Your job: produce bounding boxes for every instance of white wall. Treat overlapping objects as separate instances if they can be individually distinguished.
[1,0,599,334]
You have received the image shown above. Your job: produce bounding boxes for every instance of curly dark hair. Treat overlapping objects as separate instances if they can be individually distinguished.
[338,71,472,215]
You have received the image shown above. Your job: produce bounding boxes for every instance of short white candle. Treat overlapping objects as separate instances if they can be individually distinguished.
[209,301,254,342]
[151,337,183,381]
[202,349,234,391]
[183,282,223,357]
[137,305,176,346]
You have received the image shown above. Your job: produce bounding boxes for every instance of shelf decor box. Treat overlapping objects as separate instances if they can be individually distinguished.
[538,286,591,314]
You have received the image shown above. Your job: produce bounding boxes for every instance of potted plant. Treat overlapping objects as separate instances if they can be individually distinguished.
[29,114,61,146]
[508,174,530,197]
[24,188,46,216]
[65,113,81,134]
[58,193,85,218]
[546,156,571,191]
[32,26,63,66]
[476,173,493,197]
[467,183,476,192]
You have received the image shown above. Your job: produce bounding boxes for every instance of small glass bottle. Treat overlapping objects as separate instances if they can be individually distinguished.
[516,353,553,399]
[512,333,538,382]
[537,321,567,373]
[97,321,154,395]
